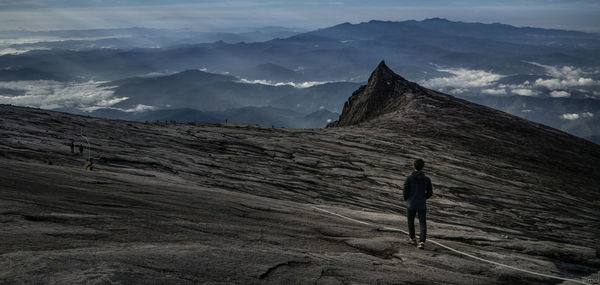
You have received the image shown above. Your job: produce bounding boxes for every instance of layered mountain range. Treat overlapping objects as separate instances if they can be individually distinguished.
[3,18,598,82]
[58,70,356,128]
[1,18,598,139]
[1,63,598,283]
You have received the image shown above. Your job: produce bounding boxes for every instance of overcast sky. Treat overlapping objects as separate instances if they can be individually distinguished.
[1,0,599,32]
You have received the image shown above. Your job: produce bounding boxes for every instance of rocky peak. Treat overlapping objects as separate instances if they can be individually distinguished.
[369,60,403,83]
[327,60,429,127]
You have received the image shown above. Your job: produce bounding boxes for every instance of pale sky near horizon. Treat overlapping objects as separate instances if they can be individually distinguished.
[0,0,599,32]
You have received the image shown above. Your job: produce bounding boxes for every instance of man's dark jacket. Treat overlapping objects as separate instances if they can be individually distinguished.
[403,171,433,211]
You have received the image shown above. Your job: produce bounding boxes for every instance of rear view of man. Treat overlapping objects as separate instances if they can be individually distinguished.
[403,158,433,249]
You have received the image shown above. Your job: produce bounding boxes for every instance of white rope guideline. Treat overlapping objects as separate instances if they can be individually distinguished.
[312,206,586,284]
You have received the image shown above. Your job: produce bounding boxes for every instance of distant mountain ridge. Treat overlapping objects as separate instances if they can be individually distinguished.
[308,18,593,41]
[100,68,358,114]
[3,18,598,82]
[1,18,598,137]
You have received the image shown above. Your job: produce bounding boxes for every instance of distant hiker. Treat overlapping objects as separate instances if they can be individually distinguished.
[79,144,84,155]
[69,139,74,154]
[403,158,433,249]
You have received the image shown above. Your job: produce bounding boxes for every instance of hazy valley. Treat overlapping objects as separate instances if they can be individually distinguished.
[1,18,599,140]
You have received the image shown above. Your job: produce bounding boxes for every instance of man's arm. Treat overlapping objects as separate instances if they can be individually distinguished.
[403,178,410,201]
[425,178,433,199]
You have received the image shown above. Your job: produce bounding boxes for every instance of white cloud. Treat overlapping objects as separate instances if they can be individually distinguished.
[481,88,506,95]
[535,77,595,89]
[560,112,594,120]
[0,37,64,46]
[561,113,579,120]
[511,88,537,96]
[0,35,126,55]
[238,78,329,88]
[0,80,127,110]
[533,78,560,89]
[0,47,50,55]
[450,88,467,94]
[528,62,598,89]
[79,104,157,113]
[498,80,532,90]
[124,104,157,112]
[0,36,125,46]
[421,68,504,89]
[549,90,570,98]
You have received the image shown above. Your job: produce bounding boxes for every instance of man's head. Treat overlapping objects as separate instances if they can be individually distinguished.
[414,159,425,171]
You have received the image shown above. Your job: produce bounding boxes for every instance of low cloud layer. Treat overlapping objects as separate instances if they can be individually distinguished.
[238,78,329,88]
[421,68,503,89]
[549,90,570,98]
[0,35,126,55]
[481,88,506,95]
[0,80,128,111]
[529,62,598,90]
[0,47,50,56]
[560,112,594,120]
[511,88,537,96]
[120,104,157,112]
[422,63,599,98]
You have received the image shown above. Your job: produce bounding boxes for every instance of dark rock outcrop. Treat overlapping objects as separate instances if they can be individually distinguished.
[327,60,431,127]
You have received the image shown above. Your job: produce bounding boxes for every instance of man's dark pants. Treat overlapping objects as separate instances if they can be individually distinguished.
[407,208,426,242]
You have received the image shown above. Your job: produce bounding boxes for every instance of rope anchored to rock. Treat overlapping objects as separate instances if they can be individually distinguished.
[312,206,587,284]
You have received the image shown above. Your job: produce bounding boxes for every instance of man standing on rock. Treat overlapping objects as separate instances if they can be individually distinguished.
[403,159,433,249]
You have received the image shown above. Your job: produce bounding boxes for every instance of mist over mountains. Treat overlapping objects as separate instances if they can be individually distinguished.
[0,18,599,139]
[0,26,305,56]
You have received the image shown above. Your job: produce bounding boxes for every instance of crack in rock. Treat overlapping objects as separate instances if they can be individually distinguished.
[258,260,311,279]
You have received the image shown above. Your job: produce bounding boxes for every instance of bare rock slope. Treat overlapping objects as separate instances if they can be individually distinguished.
[1,62,599,284]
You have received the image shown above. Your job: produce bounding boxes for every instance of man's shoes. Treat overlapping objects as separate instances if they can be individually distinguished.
[407,238,417,245]
[417,242,425,249]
